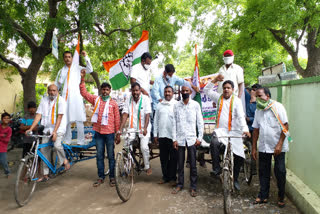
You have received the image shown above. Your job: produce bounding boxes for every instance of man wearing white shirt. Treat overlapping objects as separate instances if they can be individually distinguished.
[26,84,69,182]
[171,83,204,197]
[130,52,153,96]
[117,82,152,175]
[252,87,289,208]
[55,50,93,145]
[154,86,177,185]
[217,50,244,98]
[204,75,250,191]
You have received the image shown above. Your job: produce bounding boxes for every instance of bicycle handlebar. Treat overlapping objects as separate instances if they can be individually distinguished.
[26,132,51,138]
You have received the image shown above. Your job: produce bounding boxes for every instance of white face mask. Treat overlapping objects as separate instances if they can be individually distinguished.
[143,64,150,70]
[166,74,171,80]
[223,56,234,65]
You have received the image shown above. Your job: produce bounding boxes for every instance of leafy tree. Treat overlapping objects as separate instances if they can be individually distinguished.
[235,0,320,77]
[0,0,193,110]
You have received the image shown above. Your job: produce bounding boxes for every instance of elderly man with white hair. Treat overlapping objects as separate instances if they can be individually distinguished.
[171,82,204,197]
[27,84,69,182]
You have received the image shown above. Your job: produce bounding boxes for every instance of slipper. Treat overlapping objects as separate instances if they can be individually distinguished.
[93,178,104,187]
[190,189,198,197]
[109,178,116,187]
[278,199,285,208]
[253,197,268,204]
[171,187,182,194]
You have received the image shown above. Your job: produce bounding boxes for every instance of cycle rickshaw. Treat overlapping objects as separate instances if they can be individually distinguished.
[14,127,101,206]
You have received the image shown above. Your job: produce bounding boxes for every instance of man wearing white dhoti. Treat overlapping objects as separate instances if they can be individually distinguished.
[204,74,250,191]
[55,50,93,145]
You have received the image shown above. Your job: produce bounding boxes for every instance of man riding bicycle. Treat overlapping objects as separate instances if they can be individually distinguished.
[204,75,250,191]
[116,82,152,175]
[26,84,70,182]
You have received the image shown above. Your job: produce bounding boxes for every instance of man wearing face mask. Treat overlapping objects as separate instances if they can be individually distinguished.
[171,82,203,197]
[26,84,69,182]
[217,50,244,98]
[154,86,178,185]
[130,52,153,97]
[252,87,291,208]
[204,75,250,191]
[151,64,188,112]
[117,83,152,175]
[55,50,93,145]
[80,70,121,187]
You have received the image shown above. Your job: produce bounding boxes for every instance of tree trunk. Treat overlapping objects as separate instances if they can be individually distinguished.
[22,49,47,111]
[305,46,320,78]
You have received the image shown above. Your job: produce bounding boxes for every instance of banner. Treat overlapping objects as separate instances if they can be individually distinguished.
[186,73,218,123]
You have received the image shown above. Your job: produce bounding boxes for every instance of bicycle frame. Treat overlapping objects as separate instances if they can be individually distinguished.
[27,134,97,181]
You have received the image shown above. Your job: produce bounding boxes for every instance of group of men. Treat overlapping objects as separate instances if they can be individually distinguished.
[23,48,289,206]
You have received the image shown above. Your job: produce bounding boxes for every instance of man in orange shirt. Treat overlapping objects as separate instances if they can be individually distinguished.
[80,70,120,187]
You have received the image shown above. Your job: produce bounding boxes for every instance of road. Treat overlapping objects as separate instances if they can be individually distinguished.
[0,147,300,214]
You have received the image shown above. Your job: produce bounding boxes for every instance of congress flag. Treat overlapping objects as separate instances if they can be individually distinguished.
[103,31,149,90]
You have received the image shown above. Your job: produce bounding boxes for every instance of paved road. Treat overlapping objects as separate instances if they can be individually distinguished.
[0,148,300,214]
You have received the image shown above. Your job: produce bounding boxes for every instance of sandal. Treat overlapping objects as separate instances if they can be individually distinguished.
[37,176,50,183]
[146,168,152,176]
[171,186,182,194]
[109,178,116,187]
[63,160,71,171]
[93,178,104,187]
[253,197,268,204]
[190,189,198,197]
[278,199,285,208]
[158,179,168,184]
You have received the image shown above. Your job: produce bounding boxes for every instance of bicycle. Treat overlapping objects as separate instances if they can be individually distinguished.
[14,131,97,207]
[114,129,159,202]
[218,134,248,214]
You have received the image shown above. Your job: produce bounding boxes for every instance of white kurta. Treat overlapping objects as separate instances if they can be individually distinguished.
[204,82,249,158]
[55,56,93,123]
[217,63,244,96]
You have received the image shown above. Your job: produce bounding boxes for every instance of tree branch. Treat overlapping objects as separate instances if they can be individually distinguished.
[11,21,38,50]
[94,21,145,37]
[295,17,309,53]
[0,53,25,77]
[268,28,296,56]
[268,28,304,74]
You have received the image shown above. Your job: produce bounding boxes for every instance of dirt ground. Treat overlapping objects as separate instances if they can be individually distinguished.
[0,146,300,214]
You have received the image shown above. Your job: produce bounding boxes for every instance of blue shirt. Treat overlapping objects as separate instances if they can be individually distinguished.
[245,90,256,132]
[151,74,186,110]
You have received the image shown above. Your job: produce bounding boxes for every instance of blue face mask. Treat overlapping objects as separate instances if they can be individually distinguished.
[166,74,172,80]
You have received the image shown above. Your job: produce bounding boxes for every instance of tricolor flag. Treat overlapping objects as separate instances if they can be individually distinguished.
[192,44,202,108]
[103,30,149,90]
[72,34,80,66]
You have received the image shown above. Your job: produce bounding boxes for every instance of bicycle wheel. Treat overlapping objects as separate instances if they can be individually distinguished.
[115,151,134,202]
[15,155,38,206]
[223,160,232,214]
[243,142,253,185]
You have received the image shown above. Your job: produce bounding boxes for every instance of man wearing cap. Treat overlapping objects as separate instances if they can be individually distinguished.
[217,50,244,98]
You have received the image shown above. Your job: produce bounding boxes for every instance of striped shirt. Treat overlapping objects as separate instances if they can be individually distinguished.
[80,81,120,134]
